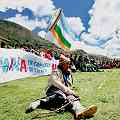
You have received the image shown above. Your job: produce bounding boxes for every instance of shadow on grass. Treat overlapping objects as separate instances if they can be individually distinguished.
[32,112,57,119]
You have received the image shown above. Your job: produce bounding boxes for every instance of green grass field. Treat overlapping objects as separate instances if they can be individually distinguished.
[0,69,120,120]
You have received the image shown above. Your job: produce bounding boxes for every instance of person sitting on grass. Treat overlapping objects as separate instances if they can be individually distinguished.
[25,54,97,119]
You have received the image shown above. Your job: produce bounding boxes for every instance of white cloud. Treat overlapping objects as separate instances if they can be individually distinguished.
[72,41,108,56]
[81,32,98,45]
[38,31,47,38]
[0,0,55,16]
[6,14,48,30]
[72,39,120,58]
[0,0,55,33]
[81,30,120,58]
[79,0,120,58]
[88,0,120,37]
[101,31,120,57]
[66,17,85,35]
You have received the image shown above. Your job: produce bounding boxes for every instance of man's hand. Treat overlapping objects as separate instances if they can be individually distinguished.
[66,88,75,95]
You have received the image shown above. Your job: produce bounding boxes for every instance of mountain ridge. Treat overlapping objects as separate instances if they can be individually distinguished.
[0,20,59,49]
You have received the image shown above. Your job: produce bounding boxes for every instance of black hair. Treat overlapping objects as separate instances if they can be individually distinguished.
[57,64,62,71]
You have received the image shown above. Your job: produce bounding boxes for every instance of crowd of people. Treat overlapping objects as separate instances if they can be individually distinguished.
[70,55,99,72]
[98,59,120,69]
[20,44,120,72]
[70,54,120,72]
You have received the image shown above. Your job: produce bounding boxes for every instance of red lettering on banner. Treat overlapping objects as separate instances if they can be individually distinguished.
[52,64,57,71]
[20,59,27,72]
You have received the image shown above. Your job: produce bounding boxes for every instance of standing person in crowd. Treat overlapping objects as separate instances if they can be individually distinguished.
[78,55,84,71]
[25,54,97,119]
[59,54,73,86]
[69,54,76,72]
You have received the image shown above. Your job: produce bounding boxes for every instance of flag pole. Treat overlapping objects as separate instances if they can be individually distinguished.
[48,8,63,31]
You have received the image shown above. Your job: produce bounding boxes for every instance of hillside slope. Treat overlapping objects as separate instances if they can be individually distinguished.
[0,20,58,49]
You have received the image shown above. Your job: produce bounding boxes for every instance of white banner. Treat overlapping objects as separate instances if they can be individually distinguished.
[0,48,56,83]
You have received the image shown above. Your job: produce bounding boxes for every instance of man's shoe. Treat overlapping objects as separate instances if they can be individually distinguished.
[25,100,40,114]
[75,105,97,119]
[25,107,34,114]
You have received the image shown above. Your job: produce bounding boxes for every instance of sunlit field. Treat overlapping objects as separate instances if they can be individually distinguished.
[0,69,120,120]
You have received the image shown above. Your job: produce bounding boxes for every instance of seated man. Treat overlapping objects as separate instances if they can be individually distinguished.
[25,55,97,119]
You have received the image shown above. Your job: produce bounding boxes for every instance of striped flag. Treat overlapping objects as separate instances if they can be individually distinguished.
[46,9,79,50]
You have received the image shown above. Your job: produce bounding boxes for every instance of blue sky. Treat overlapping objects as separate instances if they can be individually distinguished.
[0,0,120,58]
[53,0,94,31]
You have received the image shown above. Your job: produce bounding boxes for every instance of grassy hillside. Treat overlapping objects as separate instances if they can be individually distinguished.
[0,20,58,49]
[0,69,120,120]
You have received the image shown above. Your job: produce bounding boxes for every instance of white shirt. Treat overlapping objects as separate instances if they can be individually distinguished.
[47,68,75,95]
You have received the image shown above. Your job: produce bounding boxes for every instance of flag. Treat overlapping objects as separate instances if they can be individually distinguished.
[46,9,80,50]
